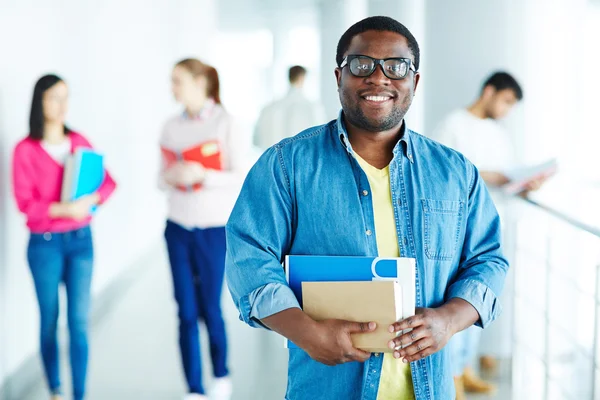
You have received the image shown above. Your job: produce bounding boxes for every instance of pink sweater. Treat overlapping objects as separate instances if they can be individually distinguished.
[12,132,117,233]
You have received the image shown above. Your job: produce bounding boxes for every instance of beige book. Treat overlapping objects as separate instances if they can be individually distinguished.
[301,281,402,353]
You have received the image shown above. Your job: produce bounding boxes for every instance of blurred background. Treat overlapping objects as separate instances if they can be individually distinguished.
[1,0,600,399]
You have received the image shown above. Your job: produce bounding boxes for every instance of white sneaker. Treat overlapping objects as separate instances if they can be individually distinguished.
[210,377,233,400]
[183,394,208,400]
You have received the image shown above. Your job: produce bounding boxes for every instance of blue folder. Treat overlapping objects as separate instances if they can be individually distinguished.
[61,148,105,212]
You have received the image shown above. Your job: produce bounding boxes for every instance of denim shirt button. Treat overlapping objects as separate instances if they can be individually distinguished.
[375,352,380,357]
[366,230,372,236]
[43,232,52,241]
[362,190,369,196]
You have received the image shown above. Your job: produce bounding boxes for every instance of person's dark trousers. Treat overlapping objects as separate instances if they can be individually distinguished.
[27,226,94,400]
[164,220,229,395]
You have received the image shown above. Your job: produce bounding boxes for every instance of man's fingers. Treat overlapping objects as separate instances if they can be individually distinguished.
[399,337,434,358]
[346,321,377,333]
[392,338,435,363]
[388,326,428,350]
[389,313,425,333]
[348,348,371,363]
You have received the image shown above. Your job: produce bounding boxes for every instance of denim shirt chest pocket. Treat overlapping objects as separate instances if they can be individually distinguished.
[421,199,464,261]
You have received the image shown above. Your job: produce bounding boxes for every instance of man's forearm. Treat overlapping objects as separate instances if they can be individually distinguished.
[261,308,318,349]
[440,297,480,335]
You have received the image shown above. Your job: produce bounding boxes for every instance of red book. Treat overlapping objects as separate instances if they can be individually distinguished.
[161,140,223,191]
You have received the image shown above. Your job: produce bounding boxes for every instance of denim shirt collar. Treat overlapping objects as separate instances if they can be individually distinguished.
[335,110,414,163]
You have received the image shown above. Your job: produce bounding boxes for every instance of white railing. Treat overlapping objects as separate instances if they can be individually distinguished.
[494,193,600,400]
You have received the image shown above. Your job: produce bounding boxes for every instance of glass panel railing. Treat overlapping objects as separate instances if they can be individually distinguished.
[492,191,600,400]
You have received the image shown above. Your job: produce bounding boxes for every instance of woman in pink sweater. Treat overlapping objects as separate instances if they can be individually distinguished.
[11,74,116,400]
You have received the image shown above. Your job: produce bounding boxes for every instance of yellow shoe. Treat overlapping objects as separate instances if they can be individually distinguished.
[463,366,496,394]
[454,376,466,400]
[480,355,498,375]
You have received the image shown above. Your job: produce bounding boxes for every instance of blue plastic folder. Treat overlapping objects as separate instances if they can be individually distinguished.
[61,148,105,212]
[283,255,416,348]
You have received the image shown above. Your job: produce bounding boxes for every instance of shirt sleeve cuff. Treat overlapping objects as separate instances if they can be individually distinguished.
[238,282,301,329]
[447,279,502,329]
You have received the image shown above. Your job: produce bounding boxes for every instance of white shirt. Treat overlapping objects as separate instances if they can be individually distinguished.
[432,109,515,172]
[254,88,326,150]
[41,137,71,165]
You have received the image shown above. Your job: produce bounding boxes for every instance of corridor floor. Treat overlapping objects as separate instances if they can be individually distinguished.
[23,246,508,399]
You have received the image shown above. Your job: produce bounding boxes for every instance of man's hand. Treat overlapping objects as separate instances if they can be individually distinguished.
[261,308,375,367]
[524,175,548,192]
[304,319,376,366]
[518,175,549,198]
[387,298,479,363]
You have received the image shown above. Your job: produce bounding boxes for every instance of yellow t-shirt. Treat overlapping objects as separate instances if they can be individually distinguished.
[354,153,415,400]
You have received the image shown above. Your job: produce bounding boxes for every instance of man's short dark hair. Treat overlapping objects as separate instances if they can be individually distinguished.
[336,16,420,71]
[483,72,523,101]
[289,66,307,83]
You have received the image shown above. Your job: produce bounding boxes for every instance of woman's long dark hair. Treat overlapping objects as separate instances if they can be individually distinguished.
[28,74,71,140]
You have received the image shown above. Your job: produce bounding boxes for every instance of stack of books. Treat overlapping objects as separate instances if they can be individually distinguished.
[285,256,416,353]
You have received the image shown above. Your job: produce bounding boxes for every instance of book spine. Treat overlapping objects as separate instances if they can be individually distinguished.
[71,149,83,200]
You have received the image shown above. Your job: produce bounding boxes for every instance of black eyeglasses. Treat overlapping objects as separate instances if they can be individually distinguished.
[340,55,417,80]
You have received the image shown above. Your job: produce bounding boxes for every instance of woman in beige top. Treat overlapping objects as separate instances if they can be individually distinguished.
[160,58,244,400]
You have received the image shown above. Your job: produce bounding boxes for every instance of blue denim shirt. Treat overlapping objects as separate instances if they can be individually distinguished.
[225,113,509,400]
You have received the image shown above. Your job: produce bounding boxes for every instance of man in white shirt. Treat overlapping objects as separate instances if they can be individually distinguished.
[253,66,326,150]
[433,72,537,399]
[434,72,526,187]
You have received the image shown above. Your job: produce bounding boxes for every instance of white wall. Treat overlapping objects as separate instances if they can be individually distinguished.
[216,2,322,135]
[423,0,591,169]
[0,0,216,388]
[423,0,527,138]
[517,0,589,167]
[319,0,369,120]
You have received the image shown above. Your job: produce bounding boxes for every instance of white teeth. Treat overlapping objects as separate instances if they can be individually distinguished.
[365,96,390,102]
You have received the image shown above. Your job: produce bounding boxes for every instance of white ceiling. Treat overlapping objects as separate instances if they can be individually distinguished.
[217,0,320,31]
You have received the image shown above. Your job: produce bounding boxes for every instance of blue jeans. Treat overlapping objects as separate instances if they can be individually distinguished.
[165,221,229,395]
[27,226,94,400]
[449,326,482,376]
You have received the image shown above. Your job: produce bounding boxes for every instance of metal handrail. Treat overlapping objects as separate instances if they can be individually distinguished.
[524,197,600,238]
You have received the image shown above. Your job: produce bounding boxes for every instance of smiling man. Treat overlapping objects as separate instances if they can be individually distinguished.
[225,16,509,400]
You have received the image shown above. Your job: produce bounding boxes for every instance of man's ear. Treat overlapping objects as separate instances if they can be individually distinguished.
[481,85,496,100]
[413,72,421,94]
[335,67,342,89]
